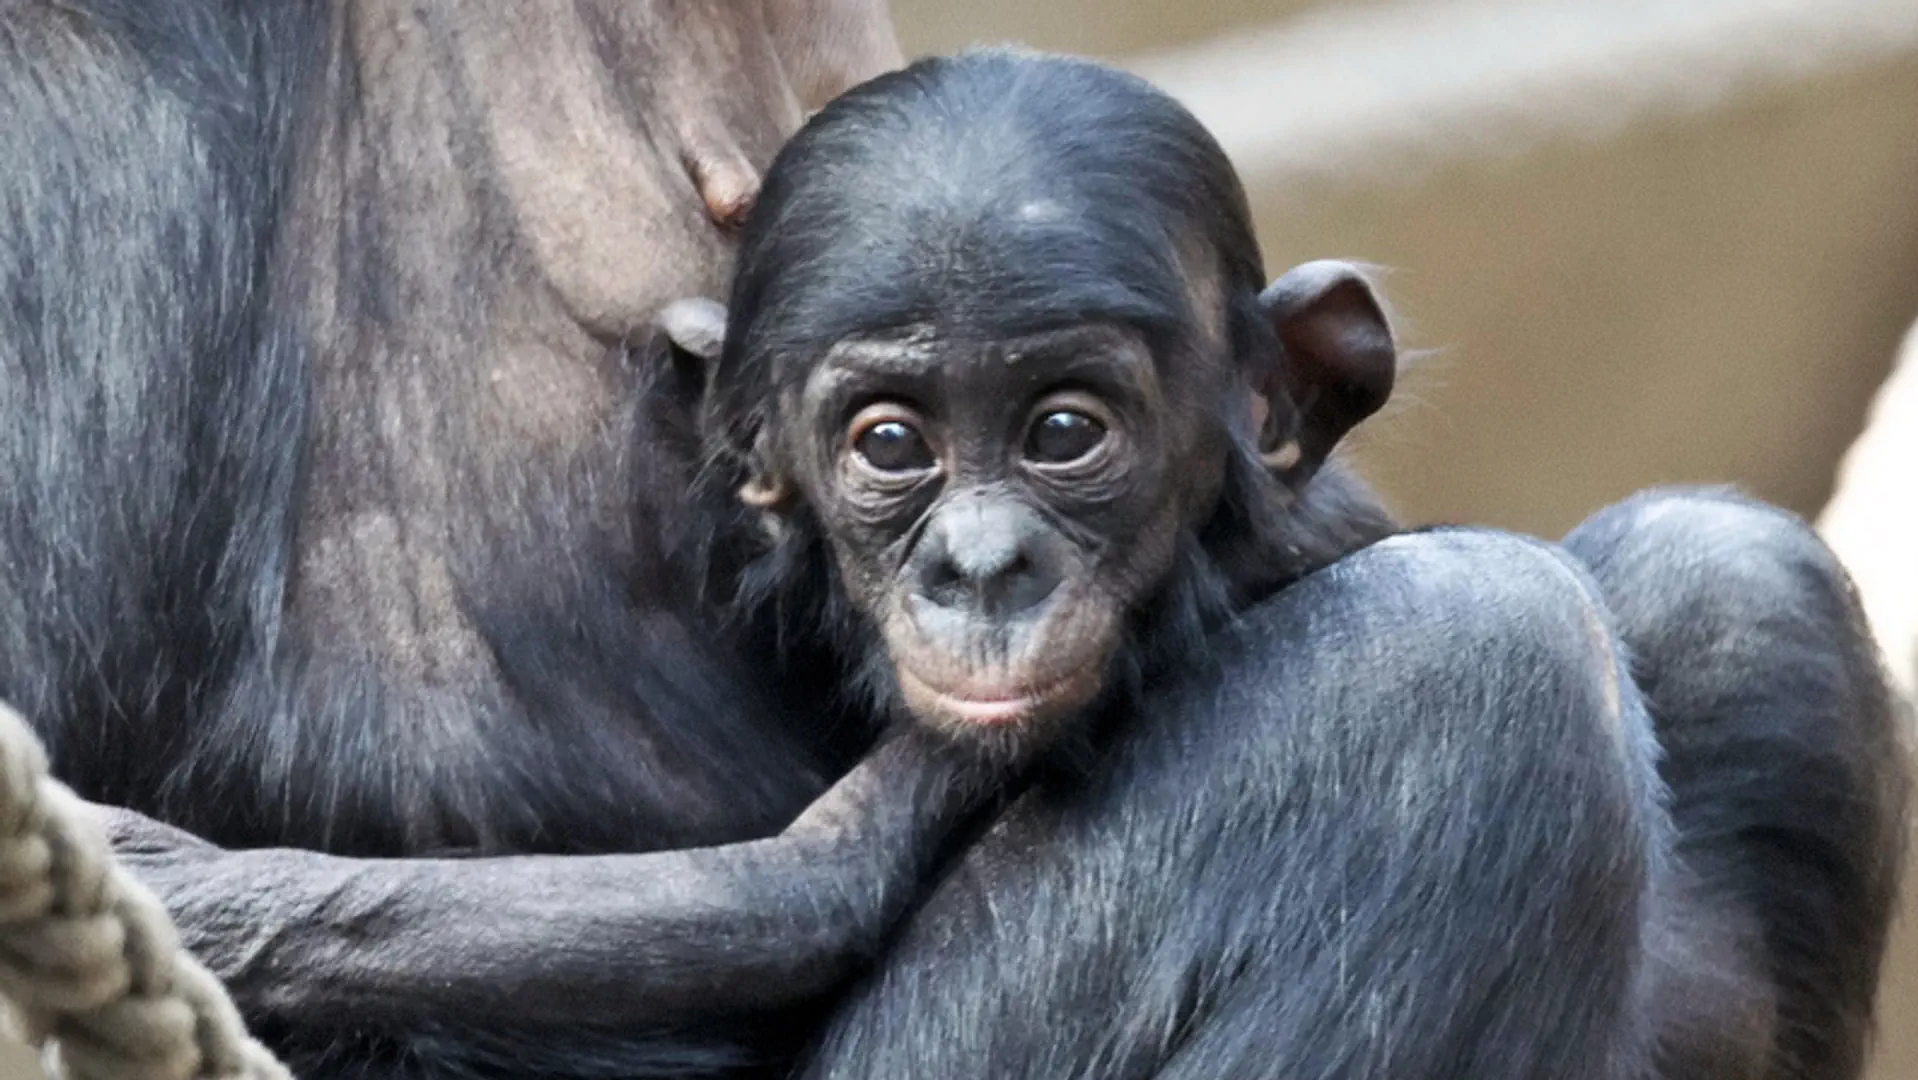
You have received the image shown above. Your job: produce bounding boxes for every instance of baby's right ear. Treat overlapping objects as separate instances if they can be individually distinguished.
[649,296,729,409]
[656,296,728,365]
[654,298,795,517]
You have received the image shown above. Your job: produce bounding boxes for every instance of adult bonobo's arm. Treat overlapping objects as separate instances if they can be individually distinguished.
[93,724,995,1029]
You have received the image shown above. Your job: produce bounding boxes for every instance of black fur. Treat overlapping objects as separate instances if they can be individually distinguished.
[3,12,1903,1079]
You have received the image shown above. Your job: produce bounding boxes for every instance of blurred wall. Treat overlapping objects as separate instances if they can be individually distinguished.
[892,0,1918,1076]
[895,0,1314,58]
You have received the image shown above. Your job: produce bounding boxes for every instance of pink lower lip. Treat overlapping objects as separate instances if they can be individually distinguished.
[899,666,1053,725]
[935,693,1039,725]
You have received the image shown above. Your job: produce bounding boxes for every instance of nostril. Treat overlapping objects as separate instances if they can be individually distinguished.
[990,560,1060,617]
[916,500,1059,615]
[921,556,968,609]
[922,550,1055,615]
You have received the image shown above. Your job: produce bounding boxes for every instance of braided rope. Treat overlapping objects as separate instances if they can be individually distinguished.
[0,702,291,1080]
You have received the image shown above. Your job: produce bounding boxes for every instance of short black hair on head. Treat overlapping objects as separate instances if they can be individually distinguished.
[711,48,1269,454]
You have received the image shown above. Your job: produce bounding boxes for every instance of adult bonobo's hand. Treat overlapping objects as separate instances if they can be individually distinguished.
[92,802,224,879]
[93,725,1003,1032]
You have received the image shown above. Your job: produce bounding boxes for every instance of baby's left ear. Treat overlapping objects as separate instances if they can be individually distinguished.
[1251,260,1397,485]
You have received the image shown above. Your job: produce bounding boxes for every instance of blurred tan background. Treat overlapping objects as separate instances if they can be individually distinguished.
[900,0,1918,537]
[889,0,1918,1076]
[7,1,1916,1076]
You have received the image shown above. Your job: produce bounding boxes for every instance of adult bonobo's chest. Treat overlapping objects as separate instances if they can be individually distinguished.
[8,0,905,862]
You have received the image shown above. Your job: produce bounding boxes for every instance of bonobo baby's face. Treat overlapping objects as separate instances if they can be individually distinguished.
[672,50,1397,745]
[783,318,1218,734]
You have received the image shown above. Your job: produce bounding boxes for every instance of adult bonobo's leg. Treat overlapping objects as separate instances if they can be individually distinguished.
[800,530,1666,1080]
[1563,488,1910,1079]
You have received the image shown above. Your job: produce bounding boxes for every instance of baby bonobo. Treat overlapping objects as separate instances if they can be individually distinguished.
[653,49,1906,1080]
[662,51,1398,759]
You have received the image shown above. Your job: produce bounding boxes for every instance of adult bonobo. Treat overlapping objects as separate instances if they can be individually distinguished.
[2,2,1011,1078]
[657,50,1910,1079]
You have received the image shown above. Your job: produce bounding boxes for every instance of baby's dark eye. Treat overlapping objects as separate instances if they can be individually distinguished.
[1025,410,1107,465]
[853,419,935,473]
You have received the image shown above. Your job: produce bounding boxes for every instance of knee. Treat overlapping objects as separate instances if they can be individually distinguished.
[1226,529,1664,925]
[1346,528,1621,676]
[1297,529,1644,765]
[1565,487,1864,647]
